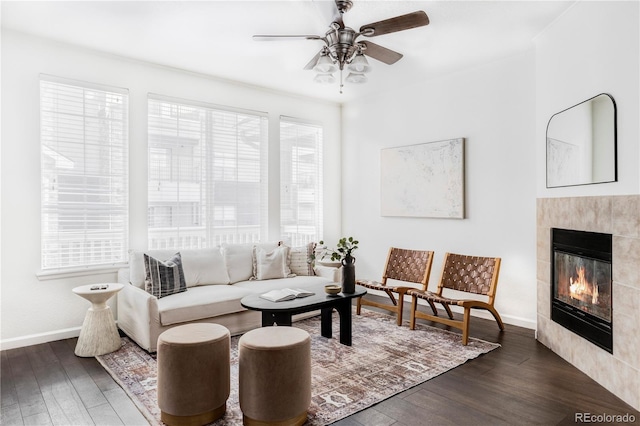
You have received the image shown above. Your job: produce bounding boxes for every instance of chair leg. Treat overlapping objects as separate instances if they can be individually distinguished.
[461,308,471,345]
[427,300,438,315]
[356,296,362,315]
[442,303,454,319]
[397,293,404,326]
[384,290,398,306]
[409,296,418,330]
[487,306,505,331]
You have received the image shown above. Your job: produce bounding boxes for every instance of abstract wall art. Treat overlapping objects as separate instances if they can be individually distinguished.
[380,138,464,218]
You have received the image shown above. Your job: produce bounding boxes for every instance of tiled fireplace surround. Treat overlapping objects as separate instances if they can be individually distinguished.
[537,195,640,410]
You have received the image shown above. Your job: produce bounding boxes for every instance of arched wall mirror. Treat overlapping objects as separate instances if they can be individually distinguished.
[546,93,617,188]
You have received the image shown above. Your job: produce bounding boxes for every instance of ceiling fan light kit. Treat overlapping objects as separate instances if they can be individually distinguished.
[346,53,370,74]
[345,72,367,84]
[313,52,339,74]
[314,73,337,85]
[253,0,429,94]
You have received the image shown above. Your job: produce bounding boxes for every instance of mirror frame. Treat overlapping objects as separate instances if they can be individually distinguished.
[546,93,617,188]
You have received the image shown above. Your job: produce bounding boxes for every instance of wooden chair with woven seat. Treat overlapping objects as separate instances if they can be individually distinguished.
[408,252,504,345]
[356,247,435,326]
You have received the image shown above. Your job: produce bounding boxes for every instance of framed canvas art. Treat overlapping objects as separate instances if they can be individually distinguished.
[380,138,464,218]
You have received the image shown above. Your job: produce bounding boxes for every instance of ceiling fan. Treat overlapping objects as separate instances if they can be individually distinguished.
[253,0,430,93]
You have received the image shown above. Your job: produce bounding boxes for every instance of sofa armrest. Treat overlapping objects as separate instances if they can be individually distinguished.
[117,267,131,285]
[116,282,159,352]
[314,265,341,282]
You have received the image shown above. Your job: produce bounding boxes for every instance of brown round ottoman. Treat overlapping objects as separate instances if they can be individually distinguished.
[157,323,230,426]
[238,326,311,426]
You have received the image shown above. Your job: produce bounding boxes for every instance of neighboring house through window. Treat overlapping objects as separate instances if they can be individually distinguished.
[147,95,268,249]
[280,117,323,246]
[40,76,129,271]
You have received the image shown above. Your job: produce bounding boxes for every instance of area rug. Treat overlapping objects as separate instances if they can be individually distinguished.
[97,310,499,425]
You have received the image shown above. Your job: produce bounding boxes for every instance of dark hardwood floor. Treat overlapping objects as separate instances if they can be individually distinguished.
[2,297,638,425]
[1,338,147,426]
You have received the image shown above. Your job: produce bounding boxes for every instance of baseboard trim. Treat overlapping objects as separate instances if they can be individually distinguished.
[0,326,82,351]
[447,305,537,330]
[0,299,537,351]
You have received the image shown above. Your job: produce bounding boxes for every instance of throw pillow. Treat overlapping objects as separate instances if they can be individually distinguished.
[253,246,291,280]
[180,248,230,287]
[144,252,187,298]
[223,242,279,283]
[288,242,317,276]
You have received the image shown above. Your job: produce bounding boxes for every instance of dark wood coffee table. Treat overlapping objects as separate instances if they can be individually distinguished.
[240,283,366,346]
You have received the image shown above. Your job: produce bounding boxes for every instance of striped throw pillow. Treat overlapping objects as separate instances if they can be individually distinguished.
[143,252,187,298]
[288,242,317,276]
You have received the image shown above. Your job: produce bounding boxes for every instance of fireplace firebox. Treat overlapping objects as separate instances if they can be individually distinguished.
[551,228,612,353]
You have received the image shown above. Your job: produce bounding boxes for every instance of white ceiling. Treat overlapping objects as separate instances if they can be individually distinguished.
[1,1,575,103]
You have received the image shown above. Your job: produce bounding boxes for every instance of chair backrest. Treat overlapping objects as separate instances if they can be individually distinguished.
[382,247,434,290]
[437,252,501,304]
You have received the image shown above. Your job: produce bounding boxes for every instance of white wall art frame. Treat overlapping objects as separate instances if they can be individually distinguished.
[380,138,465,218]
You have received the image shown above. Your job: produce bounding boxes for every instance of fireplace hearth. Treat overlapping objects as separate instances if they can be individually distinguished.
[551,228,612,353]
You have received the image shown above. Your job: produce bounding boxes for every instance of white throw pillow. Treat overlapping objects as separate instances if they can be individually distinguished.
[222,242,279,283]
[181,249,230,287]
[253,246,291,280]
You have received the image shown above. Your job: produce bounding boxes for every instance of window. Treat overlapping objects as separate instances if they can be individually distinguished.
[148,95,268,249]
[280,117,323,246]
[40,76,129,271]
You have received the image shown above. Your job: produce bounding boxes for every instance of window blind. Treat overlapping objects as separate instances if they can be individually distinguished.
[280,117,324,246]
[40,76,129,271]
[148,95,268,249]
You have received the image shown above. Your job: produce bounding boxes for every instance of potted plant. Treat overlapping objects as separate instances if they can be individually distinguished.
[319,237,359,293]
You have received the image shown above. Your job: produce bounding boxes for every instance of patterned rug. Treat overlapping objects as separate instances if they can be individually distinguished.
[97,310,499,425]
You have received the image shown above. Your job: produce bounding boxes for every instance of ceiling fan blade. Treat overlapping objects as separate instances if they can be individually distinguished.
[360,41,403,65]
[359,11,429,37]
[252,35,323,41]
[304,50,323,70]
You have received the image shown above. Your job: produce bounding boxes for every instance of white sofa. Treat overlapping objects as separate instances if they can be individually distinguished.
[117,242,338,352]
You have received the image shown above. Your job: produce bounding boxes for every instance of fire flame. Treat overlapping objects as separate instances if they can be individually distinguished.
[569,266,599,304]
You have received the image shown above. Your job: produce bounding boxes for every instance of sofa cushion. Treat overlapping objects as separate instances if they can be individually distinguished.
[144,252,187,299]
[157,285,253,326]
[253,245,291,280]
[130,248,230,288]
[233,275,332,294]
[222,242,279,284]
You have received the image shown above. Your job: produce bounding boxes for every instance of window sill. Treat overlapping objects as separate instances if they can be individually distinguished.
[36,264,127,281]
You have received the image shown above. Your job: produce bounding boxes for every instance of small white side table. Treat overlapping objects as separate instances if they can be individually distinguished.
[73,283,124,357]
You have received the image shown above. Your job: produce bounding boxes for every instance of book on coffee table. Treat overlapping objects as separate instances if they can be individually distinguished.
[259,288,315,302]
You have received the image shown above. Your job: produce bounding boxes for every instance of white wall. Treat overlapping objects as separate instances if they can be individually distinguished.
[536,1,640,198]
[341,51,538,328]
[0,31,342,348]
[534,0,640,410]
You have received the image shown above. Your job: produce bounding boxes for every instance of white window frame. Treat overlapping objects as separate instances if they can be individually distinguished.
[147,94,268,249]
[279,116,324,246]
[39,75,129,276]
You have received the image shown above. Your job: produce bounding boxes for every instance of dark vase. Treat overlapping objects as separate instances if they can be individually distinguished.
[341,255,356,293]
